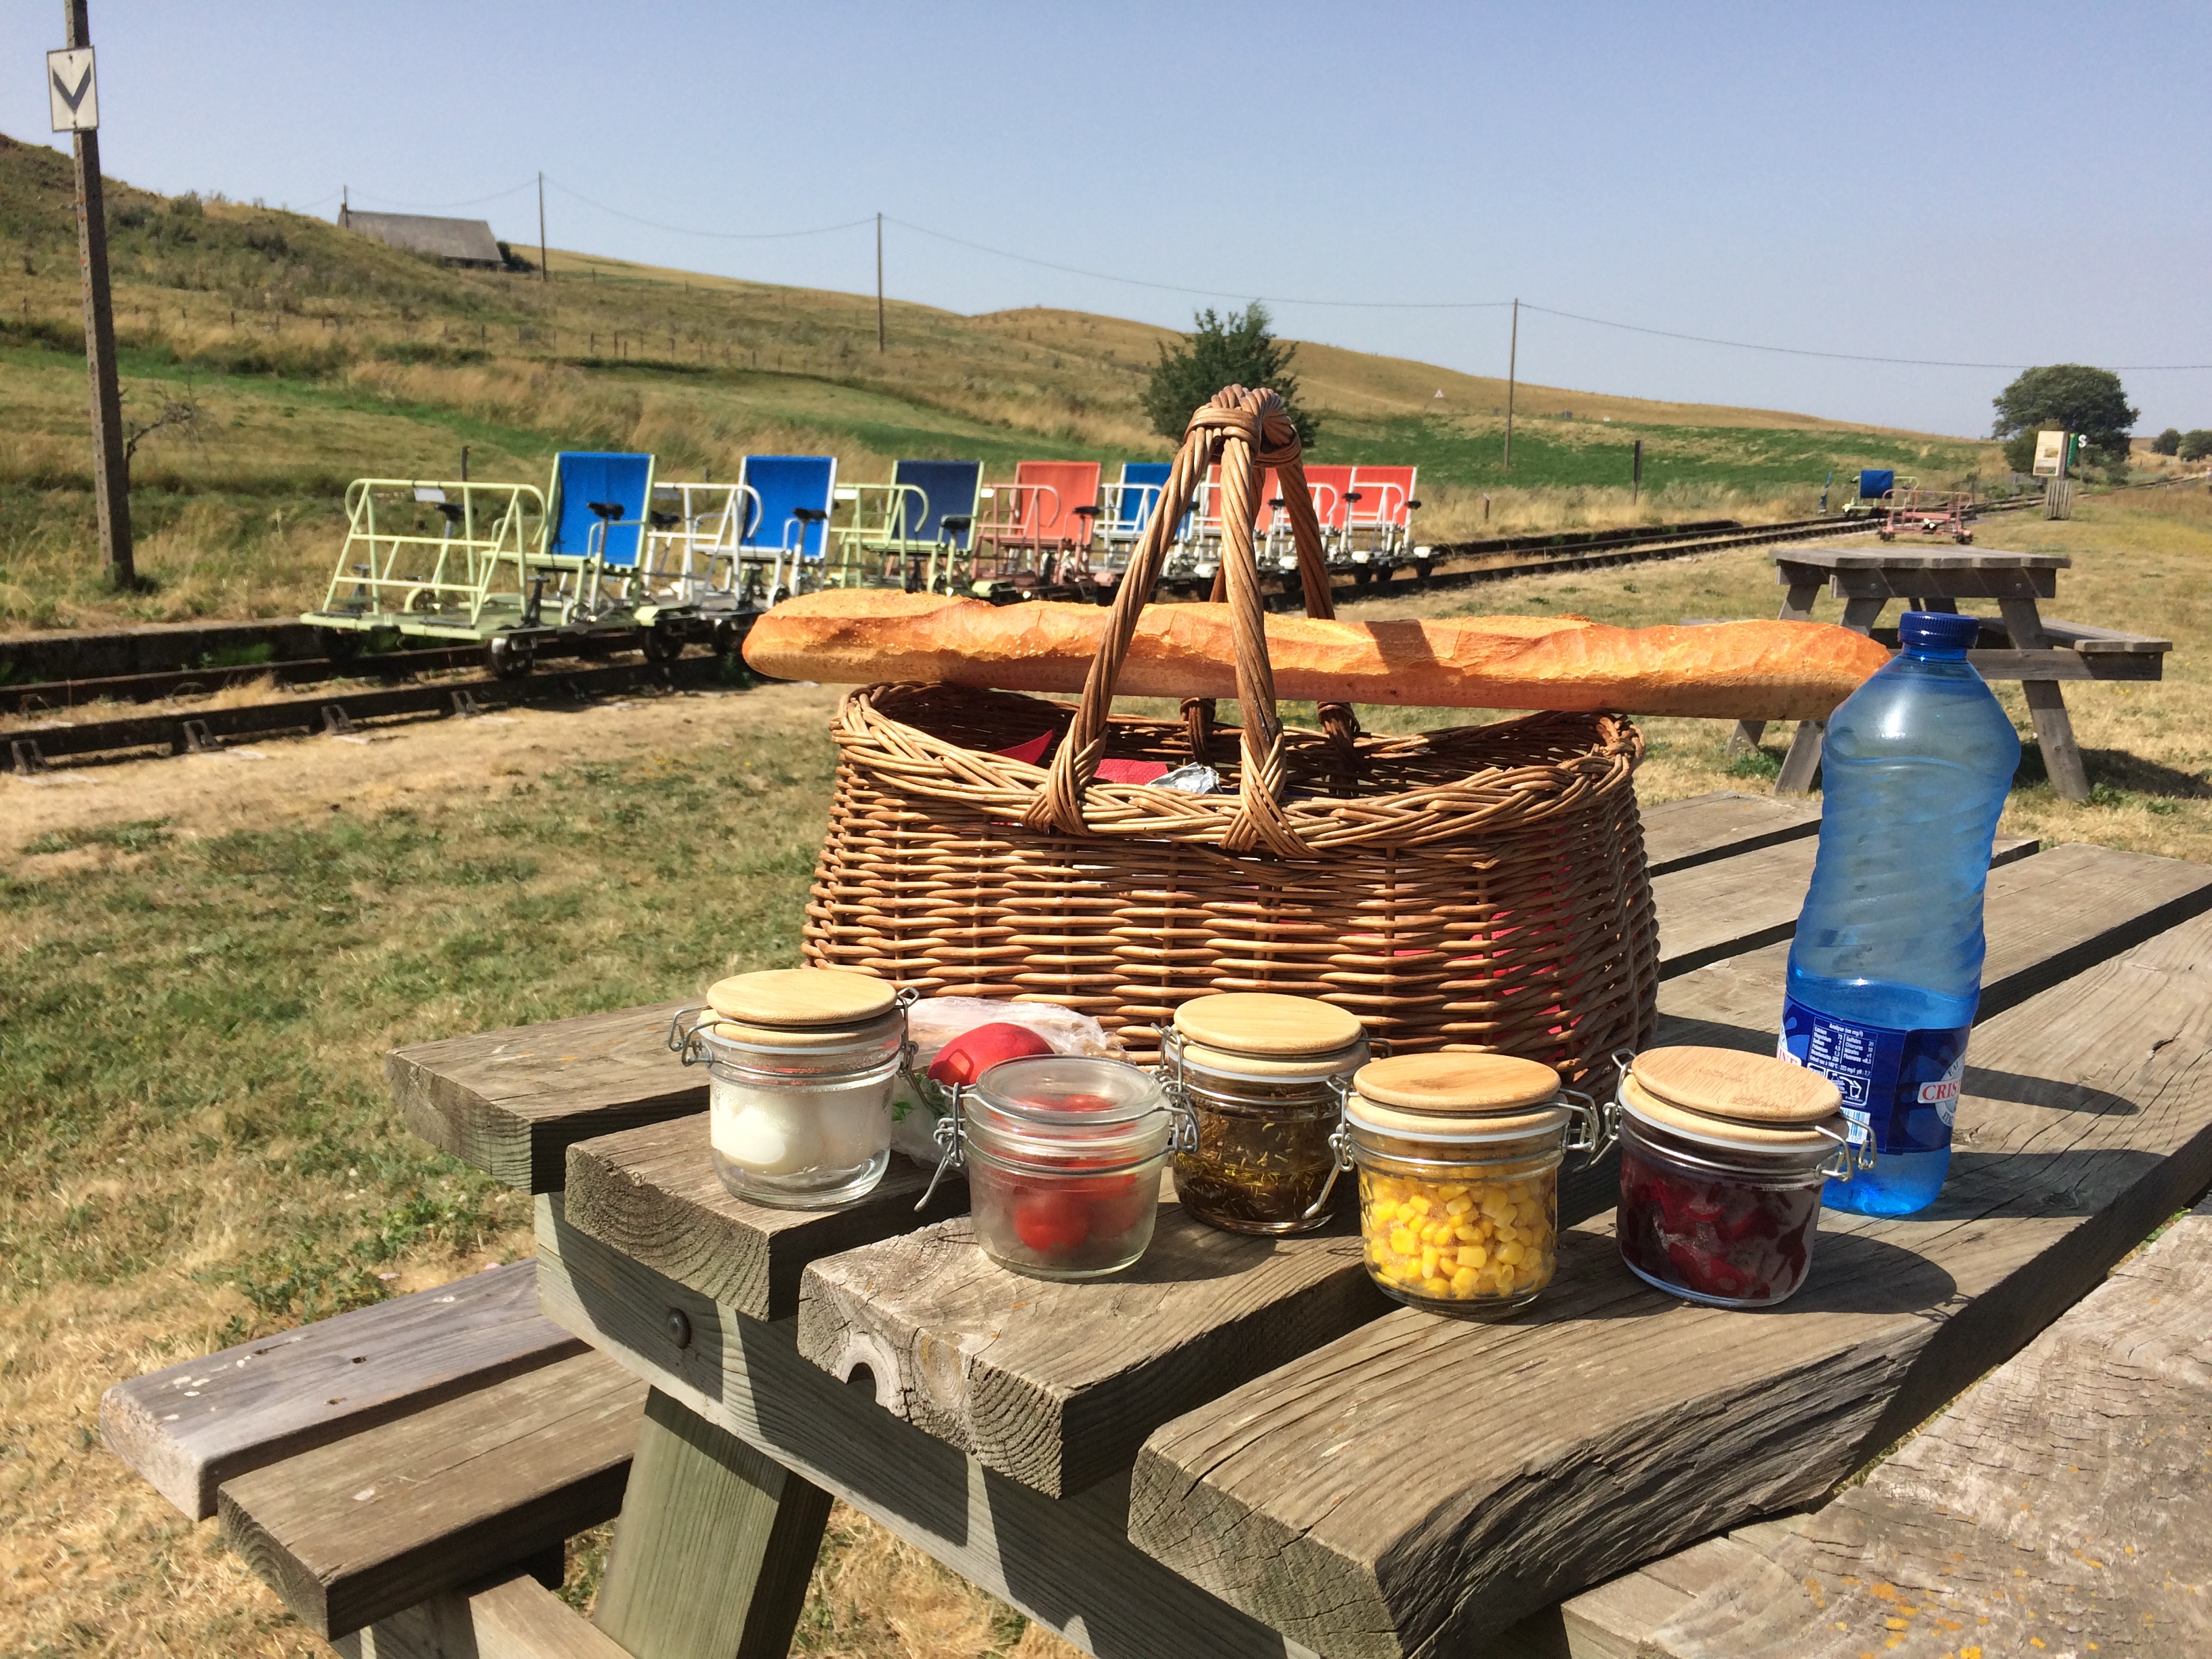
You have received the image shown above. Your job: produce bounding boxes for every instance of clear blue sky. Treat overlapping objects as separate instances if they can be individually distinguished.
[9,1,2209,436]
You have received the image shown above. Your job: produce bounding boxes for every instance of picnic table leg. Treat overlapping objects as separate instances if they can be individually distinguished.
[592,1387,833,1659]
[1998,595,2091,803]
[1731,581,1826,757]
[1774,596,1886,795]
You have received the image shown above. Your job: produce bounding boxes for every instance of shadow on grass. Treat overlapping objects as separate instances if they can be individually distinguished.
[2015,741,2212,802]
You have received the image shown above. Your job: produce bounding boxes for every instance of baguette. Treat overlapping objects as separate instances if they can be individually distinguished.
[742,590,1891,721]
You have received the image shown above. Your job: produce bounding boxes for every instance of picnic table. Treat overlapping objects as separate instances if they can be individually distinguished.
[311,790,2212,1657]
[1729,547,2172,803]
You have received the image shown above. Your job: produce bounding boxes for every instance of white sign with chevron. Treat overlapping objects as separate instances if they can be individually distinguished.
[47,46,98,133]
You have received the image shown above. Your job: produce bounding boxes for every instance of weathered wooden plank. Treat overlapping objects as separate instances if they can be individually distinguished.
[534,1195,1319,1659]
[1967,647,2165,681]
[218,1349,644,1639]
[562,1114,967,1323]
[388,999,701,1191]
[1635,792,1819,878]
[1651,832,2035,982]
[100,1259,581,1520]
[392,794,1829,1191]
[334,1570,634,1659]
[592,1387,834,1659]
[796,1199,1384,1498]
[1126,899,2212,1659]
[1635,1197,2212,1658]
[2037,615,2174,652]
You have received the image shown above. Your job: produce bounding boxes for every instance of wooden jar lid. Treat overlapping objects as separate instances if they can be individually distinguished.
[1628,1046,1841,1126]
[1620,1077,1845,1152]
[1174,994,1364,1058]
[1349,1052,1566,1141]
[706,968,897,1029]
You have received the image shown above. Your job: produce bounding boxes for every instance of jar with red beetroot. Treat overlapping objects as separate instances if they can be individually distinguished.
[1614,1046,1868,1309]
[922,1054,1186,1279]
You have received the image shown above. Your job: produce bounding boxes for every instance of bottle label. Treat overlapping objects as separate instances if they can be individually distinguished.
[1776,998,1969,1157]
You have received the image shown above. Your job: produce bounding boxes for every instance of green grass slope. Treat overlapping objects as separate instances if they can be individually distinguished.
[0,131,1995,630]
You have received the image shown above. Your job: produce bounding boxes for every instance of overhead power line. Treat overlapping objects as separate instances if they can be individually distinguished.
[349,179,539,211]
[1520,304,2212,373]
[545,179,874,241]
[887,216,1515,309]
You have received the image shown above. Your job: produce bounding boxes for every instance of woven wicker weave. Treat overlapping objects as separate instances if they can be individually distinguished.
[800,386,1658,1073]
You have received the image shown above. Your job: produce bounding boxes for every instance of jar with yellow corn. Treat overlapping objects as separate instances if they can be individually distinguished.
[1334,1052,1610,1318]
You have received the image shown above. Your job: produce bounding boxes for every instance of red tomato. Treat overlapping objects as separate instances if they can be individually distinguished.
[927,1022,1054,1087]
[1012,1189,1090,1255]
[1079,1174,1149,1241]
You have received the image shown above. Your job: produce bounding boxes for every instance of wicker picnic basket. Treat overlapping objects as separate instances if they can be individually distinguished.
[801,386,1658,1074]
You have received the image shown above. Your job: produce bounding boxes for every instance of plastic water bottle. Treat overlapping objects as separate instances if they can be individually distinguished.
[1778,611,2020,1216]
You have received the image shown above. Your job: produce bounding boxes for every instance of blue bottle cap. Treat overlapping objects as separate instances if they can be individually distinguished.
[1898,611,1981,653]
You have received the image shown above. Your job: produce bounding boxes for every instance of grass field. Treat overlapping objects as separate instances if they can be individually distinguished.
[3,486,2207,1656]
[0,127,2042,636]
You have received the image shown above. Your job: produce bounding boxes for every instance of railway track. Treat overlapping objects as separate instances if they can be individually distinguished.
[7,653,739,774]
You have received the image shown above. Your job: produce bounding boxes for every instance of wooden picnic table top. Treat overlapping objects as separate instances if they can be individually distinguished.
[1778,547,2072,572]
[392,791,2212,1659]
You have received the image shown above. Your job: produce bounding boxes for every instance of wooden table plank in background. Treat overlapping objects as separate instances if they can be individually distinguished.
[390,998,701,1191]
[562,1116,967,1324]
[1124,887,2212,1659]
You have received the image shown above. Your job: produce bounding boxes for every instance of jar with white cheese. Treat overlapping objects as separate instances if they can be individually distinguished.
[671,968,912,1208]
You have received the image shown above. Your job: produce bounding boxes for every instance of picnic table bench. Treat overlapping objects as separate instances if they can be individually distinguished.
[1728,548,2173,802]
[104,790,2212,1658]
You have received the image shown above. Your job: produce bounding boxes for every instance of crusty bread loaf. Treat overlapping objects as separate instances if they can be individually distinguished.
[742,590,1891,720]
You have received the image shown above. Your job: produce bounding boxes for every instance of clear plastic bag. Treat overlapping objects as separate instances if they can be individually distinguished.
[889,998,1124,1164]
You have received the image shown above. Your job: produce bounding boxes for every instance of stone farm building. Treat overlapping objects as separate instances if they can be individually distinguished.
[337,207,504,268]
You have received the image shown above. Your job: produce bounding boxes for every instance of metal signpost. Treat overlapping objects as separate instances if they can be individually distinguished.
[52,1,134,588]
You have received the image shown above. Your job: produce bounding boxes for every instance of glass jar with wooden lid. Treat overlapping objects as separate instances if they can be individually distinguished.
[1613,1045,1868,1309]
[1332,1052,1609,1317]
[920,1054,1187,1279]
[1162,993,1370,1235]
[670,968,914,1209]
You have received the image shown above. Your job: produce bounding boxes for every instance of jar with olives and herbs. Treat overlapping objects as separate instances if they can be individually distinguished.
[1162,994,1370,1235]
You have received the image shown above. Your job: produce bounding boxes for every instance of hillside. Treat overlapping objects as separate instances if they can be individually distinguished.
[0,131,1994,630]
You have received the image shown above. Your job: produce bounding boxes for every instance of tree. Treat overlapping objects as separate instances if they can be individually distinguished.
[1142,303,1319,448]
[1990,363,2138,470]
[2181,430,2212,462]
[2152,427,2184,456]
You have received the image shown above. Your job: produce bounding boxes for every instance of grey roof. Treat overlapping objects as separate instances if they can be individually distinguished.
[339,209,504,266]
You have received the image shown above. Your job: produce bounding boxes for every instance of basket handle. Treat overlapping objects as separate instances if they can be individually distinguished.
[1022,385,1351,855]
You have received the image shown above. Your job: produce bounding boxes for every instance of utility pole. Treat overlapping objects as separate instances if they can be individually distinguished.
[537,171,548,282]
[1502,298,1519,472]
[57,0,131,587]
[1631,437,1643,503]
[876,212,885,352]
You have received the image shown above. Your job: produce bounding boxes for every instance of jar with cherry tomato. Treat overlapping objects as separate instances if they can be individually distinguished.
[923,1054,1187,1279]
[1612,1046,1869,1309]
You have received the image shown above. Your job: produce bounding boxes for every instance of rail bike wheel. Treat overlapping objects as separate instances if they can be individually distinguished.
[487,634,535,679]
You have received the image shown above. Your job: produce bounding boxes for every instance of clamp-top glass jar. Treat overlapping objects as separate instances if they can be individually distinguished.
[1613,1045,1866,1309]
[1336,1052,1609,1318]
[923,1054,1185,1279]
[1163,993,1369,1235]
[671,968,912,1209]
